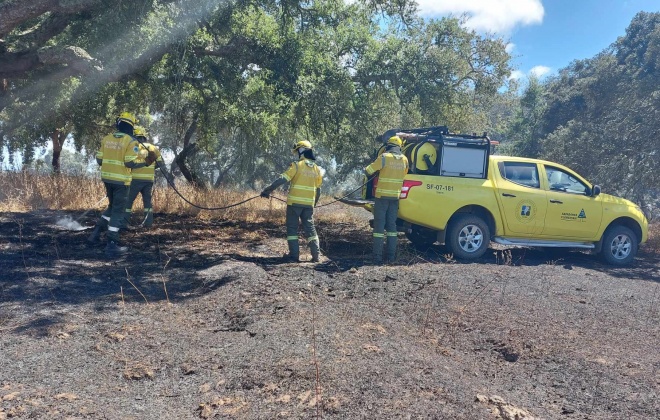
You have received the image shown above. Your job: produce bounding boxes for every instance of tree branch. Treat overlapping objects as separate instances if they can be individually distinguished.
[0,0,102,38]
[0,45,102,78]
[353,73,398,85]
[192,36,252,58]
[15,12,72,50]
[213,152,240,187]
[0,51,41,78]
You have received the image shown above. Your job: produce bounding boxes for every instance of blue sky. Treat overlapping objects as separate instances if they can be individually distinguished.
[416,0,660,80]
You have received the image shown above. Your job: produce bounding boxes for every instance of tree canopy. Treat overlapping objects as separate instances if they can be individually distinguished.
[0,0,512,188]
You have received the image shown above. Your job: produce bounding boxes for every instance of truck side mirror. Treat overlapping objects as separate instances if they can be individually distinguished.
[592,185,601,197]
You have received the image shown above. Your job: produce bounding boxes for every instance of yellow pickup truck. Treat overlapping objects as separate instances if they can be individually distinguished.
[346,126,649,265]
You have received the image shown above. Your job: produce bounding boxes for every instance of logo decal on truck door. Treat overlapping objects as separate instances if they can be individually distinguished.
[561,210,586,222]
[515,200,536,223]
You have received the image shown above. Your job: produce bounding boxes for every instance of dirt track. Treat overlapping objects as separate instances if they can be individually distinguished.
[1,210,659,419]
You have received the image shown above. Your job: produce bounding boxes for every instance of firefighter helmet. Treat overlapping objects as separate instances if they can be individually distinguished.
[387,135,403,147]
[116,112,137,127]
[292,140,312,152]
[133,125,147,138]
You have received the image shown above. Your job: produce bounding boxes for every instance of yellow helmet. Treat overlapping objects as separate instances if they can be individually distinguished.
[292,140,312,152]
[387,135,403,147]
[116,112,137,127]
[133,125,147,138]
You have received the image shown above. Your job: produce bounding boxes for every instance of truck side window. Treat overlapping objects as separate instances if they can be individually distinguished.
[499,162,540,188]
[546,166,588,195]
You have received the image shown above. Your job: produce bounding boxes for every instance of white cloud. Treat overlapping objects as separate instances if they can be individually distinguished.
[416,0,544,34]
[505,42,516,53]
[508,66,553,82]
[508,70,525,80]
[529,65,551,78]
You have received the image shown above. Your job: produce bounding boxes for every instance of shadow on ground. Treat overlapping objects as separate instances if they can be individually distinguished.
[1,210,658,338]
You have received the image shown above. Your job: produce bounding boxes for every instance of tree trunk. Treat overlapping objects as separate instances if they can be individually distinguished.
[0,129,4,171]
[172,115,205,187]
[0,79,9,166]
[182,115,198,148]
[0,78,7,114]
[51,129,66,174]
[213,153,240,188]
[175,142,206,190]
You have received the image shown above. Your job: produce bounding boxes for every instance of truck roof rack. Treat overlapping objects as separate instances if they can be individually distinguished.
[379,126,449,143]
[377,126,496,179]
[396,129,491,146]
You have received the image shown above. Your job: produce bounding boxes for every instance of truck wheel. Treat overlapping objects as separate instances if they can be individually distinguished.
[600,225,638,266]
[406,225,437,250]
[446,214,490,260]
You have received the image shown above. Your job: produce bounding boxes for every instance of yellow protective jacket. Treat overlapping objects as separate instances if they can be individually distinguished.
[365,151,409,199]
[96,132,142,186]
[282,158,323,207]
[131,143,163,182]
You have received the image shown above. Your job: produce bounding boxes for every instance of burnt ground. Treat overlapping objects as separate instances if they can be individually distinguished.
[0,210,658,419]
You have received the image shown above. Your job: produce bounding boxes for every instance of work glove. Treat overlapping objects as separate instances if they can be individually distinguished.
[144,150,157,166]
[260,189,272,198]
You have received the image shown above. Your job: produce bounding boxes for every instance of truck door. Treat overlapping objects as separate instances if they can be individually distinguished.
[541,165,603,239]
[494,161,547,236]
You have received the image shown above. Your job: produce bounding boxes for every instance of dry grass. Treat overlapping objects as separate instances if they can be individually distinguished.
[0,172,105,212]
[0,173,368,227]
[1,173,656,252]
[646,222,660,255]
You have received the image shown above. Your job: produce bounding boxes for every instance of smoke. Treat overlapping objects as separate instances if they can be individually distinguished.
[56,216,88,231]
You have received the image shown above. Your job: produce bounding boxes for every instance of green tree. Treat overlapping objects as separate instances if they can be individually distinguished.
[1,0,512,192]
[502,76,546,157]
[539,12,660,213]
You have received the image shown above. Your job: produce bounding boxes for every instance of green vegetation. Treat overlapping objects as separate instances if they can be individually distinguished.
[0,3,658,217]
[507,12,660,216]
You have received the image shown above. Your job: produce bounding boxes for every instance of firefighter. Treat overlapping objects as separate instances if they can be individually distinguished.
[364,135,409,264]
[124,126,171,229]
[88,112,155,257]
[260,140,323,263]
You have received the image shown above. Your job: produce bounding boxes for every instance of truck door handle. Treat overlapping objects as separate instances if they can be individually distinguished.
[502,193,516,198]
[550,199,563,204]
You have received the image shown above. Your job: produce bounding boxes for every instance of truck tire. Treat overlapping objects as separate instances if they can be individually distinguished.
[600,225,638,266]
[446,214,490,261]
[406,225,437,250]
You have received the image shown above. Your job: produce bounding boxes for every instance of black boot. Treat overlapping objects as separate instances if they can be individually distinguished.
[310,240,321,263]
[282,253,299,263]
[105,241,128,258]
[87,225,102,244]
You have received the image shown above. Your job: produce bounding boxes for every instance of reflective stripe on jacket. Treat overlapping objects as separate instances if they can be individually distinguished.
[131,143,162,182]
[96,132,139,185]
[365,152,409,199]
[282,159,323,207]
